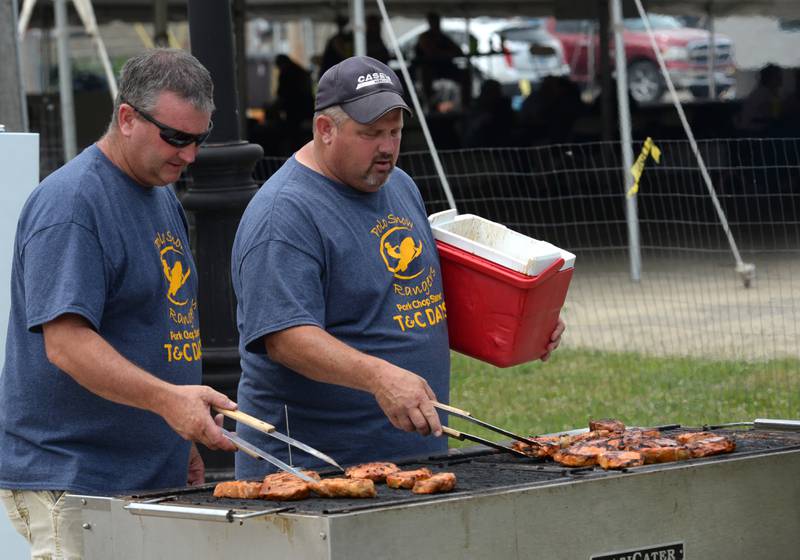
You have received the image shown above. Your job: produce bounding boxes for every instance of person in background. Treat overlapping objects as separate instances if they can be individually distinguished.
[366,14,391,64]
[319,14,354,78]
[464,79,516,147]
[413,12,469,110]
[231,56,565,479]
[780,68,800,136]
[736,63,784,135]
[0,48,237,559]
[519,75,584,145]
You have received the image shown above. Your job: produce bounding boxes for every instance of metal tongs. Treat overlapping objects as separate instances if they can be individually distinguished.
[433,402,532,458]
[214,407,344,477]
[219,428,317,483]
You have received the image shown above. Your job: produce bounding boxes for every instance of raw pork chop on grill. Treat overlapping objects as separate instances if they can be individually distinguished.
[345,462,400,482]
[213,481,263,499]
[259,471,320,501]
[386,468,433,489]
[311,478,377,498]
[412,472,457,494]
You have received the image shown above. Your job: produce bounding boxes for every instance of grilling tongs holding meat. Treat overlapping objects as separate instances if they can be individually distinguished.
[433,402,532,458]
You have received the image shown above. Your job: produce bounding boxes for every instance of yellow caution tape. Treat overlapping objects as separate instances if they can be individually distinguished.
[627,137,662,198]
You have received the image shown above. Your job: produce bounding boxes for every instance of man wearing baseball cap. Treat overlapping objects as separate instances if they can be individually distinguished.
[231,56,564,475]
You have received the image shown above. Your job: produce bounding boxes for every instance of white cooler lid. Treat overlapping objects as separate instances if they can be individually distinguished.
[429,210,575,276]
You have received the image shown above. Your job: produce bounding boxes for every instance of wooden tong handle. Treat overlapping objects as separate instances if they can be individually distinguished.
[433,402,471,417]
[213,407,276,433]
[441,426,463,439]
[229,439,262,460]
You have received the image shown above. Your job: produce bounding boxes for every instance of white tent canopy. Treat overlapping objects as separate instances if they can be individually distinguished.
[21,0,800,23]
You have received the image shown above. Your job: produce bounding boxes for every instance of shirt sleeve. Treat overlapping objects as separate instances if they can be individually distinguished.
[238,239,326,354]
[22,222,108,332]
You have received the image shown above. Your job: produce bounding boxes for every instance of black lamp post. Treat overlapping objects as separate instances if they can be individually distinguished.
[185,0,263,473]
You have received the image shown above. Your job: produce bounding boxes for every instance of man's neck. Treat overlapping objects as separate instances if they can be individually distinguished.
[97,131,145,186]
[296,140,330,178]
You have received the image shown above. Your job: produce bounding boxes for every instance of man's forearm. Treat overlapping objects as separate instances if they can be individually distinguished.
[42,313,237,450]
[264,324,442,436]
[42,314,174,417]
[264,325,385,394]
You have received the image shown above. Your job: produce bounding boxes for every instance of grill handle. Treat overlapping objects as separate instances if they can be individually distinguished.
[124,502,287,523]
[705,419,800,431]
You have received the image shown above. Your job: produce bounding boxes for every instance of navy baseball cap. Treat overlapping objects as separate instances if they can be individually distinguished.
[315,56,411,124]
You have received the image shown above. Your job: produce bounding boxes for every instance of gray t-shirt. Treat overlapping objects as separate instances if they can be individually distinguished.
[232,157,450,476]
[0,144,202,494]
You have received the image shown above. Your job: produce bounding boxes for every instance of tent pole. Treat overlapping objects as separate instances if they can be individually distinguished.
[351,0,365,56]
[611,0,641,282]
[54,0,77,161]
[706,5,717,99]
[375,0,457,212]
[598,1,613,141]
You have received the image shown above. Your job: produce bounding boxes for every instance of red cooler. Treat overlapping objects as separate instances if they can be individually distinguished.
[430,210,575,367]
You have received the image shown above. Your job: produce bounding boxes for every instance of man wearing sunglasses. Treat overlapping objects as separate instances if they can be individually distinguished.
[0,48,237,559]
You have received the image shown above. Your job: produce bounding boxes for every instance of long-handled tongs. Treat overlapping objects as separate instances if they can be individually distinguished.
[214,406,344,472]
[434,402,532,458]
[219,428,317,483]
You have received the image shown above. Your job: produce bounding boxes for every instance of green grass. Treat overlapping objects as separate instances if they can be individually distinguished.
[447,349,800,446]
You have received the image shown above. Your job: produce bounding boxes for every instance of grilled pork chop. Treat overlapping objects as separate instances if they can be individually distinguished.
[553,445,609,467]
[686,436,736,457]
[386,468,433,489]
[676,432,718,444]
[589,419,626,433]
[345,462,400,482]
[259,471,320,501]
[412,472,457,494]
[213,481,262,499]
[511,436,560,458]
[310,478,377,498]
[597,451,644,470]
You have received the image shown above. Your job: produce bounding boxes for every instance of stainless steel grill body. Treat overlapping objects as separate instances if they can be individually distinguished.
[74,429,800,559]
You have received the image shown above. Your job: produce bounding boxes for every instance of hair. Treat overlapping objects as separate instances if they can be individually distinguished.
[110,48,214,128]
[314,105,350,129]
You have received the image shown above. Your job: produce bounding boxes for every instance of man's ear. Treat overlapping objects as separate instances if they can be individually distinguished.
[315,115,337,145]
[117,104,137,138]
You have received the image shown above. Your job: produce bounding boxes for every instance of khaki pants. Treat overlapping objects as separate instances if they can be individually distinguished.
[0,489,84,560]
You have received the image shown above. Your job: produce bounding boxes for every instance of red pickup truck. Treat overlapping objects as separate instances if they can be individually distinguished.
[546,15,736,103]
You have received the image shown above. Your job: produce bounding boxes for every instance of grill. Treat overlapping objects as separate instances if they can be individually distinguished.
[74,426,800,559]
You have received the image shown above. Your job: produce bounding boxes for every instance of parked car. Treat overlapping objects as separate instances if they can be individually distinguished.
[547,14,736,103]
[393,17,570,107]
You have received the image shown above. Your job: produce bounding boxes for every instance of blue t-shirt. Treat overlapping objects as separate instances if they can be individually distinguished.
[0,144,202,495]
[232,157,450,477]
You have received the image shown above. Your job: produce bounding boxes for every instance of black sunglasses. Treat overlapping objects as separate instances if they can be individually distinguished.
[122,97,213,148]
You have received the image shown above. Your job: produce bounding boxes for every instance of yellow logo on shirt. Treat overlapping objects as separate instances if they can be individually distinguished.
[370,213,447,332]
[154,230,201,363]
[160,246,192,306]
[379,226,424,280]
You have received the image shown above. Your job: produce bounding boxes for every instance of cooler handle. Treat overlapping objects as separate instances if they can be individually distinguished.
[529,257,565,286]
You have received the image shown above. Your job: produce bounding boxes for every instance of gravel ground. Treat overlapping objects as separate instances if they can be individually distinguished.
[562,252,800,361]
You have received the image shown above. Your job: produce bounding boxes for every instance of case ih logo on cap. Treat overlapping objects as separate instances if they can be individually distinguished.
[356,72,393,90]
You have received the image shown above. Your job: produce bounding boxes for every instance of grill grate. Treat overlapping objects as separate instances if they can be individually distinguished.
[127,428,800,516]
